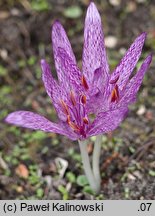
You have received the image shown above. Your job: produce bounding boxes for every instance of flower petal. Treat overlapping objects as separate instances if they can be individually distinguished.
[82,2,109,83]
[88,107,128,136]
[92,67,109,94]
[41,59,67,121]
[120,54,152,105]
[86,67,109,114]
[56,47,82,92]
[111,32,147,90]
[52,21,76,84]
[5,111,77,140]
[41,59,59,100]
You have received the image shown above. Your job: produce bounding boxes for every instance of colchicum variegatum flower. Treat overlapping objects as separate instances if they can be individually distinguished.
[5,2,152,194]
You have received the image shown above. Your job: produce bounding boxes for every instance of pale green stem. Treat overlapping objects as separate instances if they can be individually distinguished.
[78,139,100,194]
[92,135,102,185]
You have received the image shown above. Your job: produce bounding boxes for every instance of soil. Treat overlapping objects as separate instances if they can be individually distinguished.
[0,0,155,199]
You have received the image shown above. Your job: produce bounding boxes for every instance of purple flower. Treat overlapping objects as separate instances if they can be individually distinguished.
[5,2,152,141]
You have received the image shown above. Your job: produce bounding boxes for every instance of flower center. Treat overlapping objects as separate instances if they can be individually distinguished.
[60,90,89,138]
[110,75,119,102]
[111,84,119,102]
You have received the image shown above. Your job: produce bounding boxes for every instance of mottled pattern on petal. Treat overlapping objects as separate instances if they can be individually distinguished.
[82,2,109,84]
[120,54,152,105]
[57,47,82,92]
[92,67,109,94]
[111,32,146,90]
[41,59,67,121]
[87,107,128,136]
[5,111,77,140]
[41,59,59,100]
[86,67,109,113]
[86,92,103,114]
[52,21,76,84]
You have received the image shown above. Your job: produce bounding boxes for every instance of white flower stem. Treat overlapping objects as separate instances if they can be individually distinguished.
[78,139,100,194]
[92,135,102,185]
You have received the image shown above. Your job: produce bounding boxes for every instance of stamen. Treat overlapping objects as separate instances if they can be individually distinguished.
[60,100,69,115]
[69,122,80,131]
[81,94,87,104]
[67,115,80,131]
[111,84,119,102]
[70,91,76,106]
[81,75,89,90]
[83,117,88,124]
[67,115,71,124]
[110,75,119,84]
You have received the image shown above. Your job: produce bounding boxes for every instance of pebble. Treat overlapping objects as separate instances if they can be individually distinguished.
[133,171,142,179]
[109,0,121,6]
[127,173,136,181]
[136,105,146,116]
[105,36,118,48]
[119,47,126,55]
[0,49,8,60]
[136,0,146,3]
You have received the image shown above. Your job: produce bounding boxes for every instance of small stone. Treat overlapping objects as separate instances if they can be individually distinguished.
[127,173,136,181]
[136,105,146,116]
[136,0,146,3]
[109,0,121,6]
[119,47,126,55]
[15,164,29,179]
[133,171,142,179]
[126,1,137,12]
[0,11,9,19]
[11,8,20,16]
[0,49,8,60]
[16,186,23,193]
[105,36,118,48]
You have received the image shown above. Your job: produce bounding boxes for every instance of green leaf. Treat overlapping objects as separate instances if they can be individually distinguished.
[58,185,69,200]
[82,185,94,194]
[36,188,44,198]
[27,56,36,66]
[149,170,155,177]
[31,0,49,11]
[72,153,81,162]
[76,175,88,186]
[0,65,7,76]
[66,172,76,183]
[18,59,26,68]
[58,185,67,194]
[63,6,82,19]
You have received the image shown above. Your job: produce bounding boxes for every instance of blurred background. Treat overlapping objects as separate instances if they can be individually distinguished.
[0,0,155,199]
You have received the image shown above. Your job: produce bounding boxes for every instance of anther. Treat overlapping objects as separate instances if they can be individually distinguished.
[66,115,80,132]
[60,100,69,115]
[69,122,80,131]
[83,117,88,124]
[111,84,119,102]
[81,94,87,104]
[81,75,89,90]
[70,91,76,106]
[67,115,71,124]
